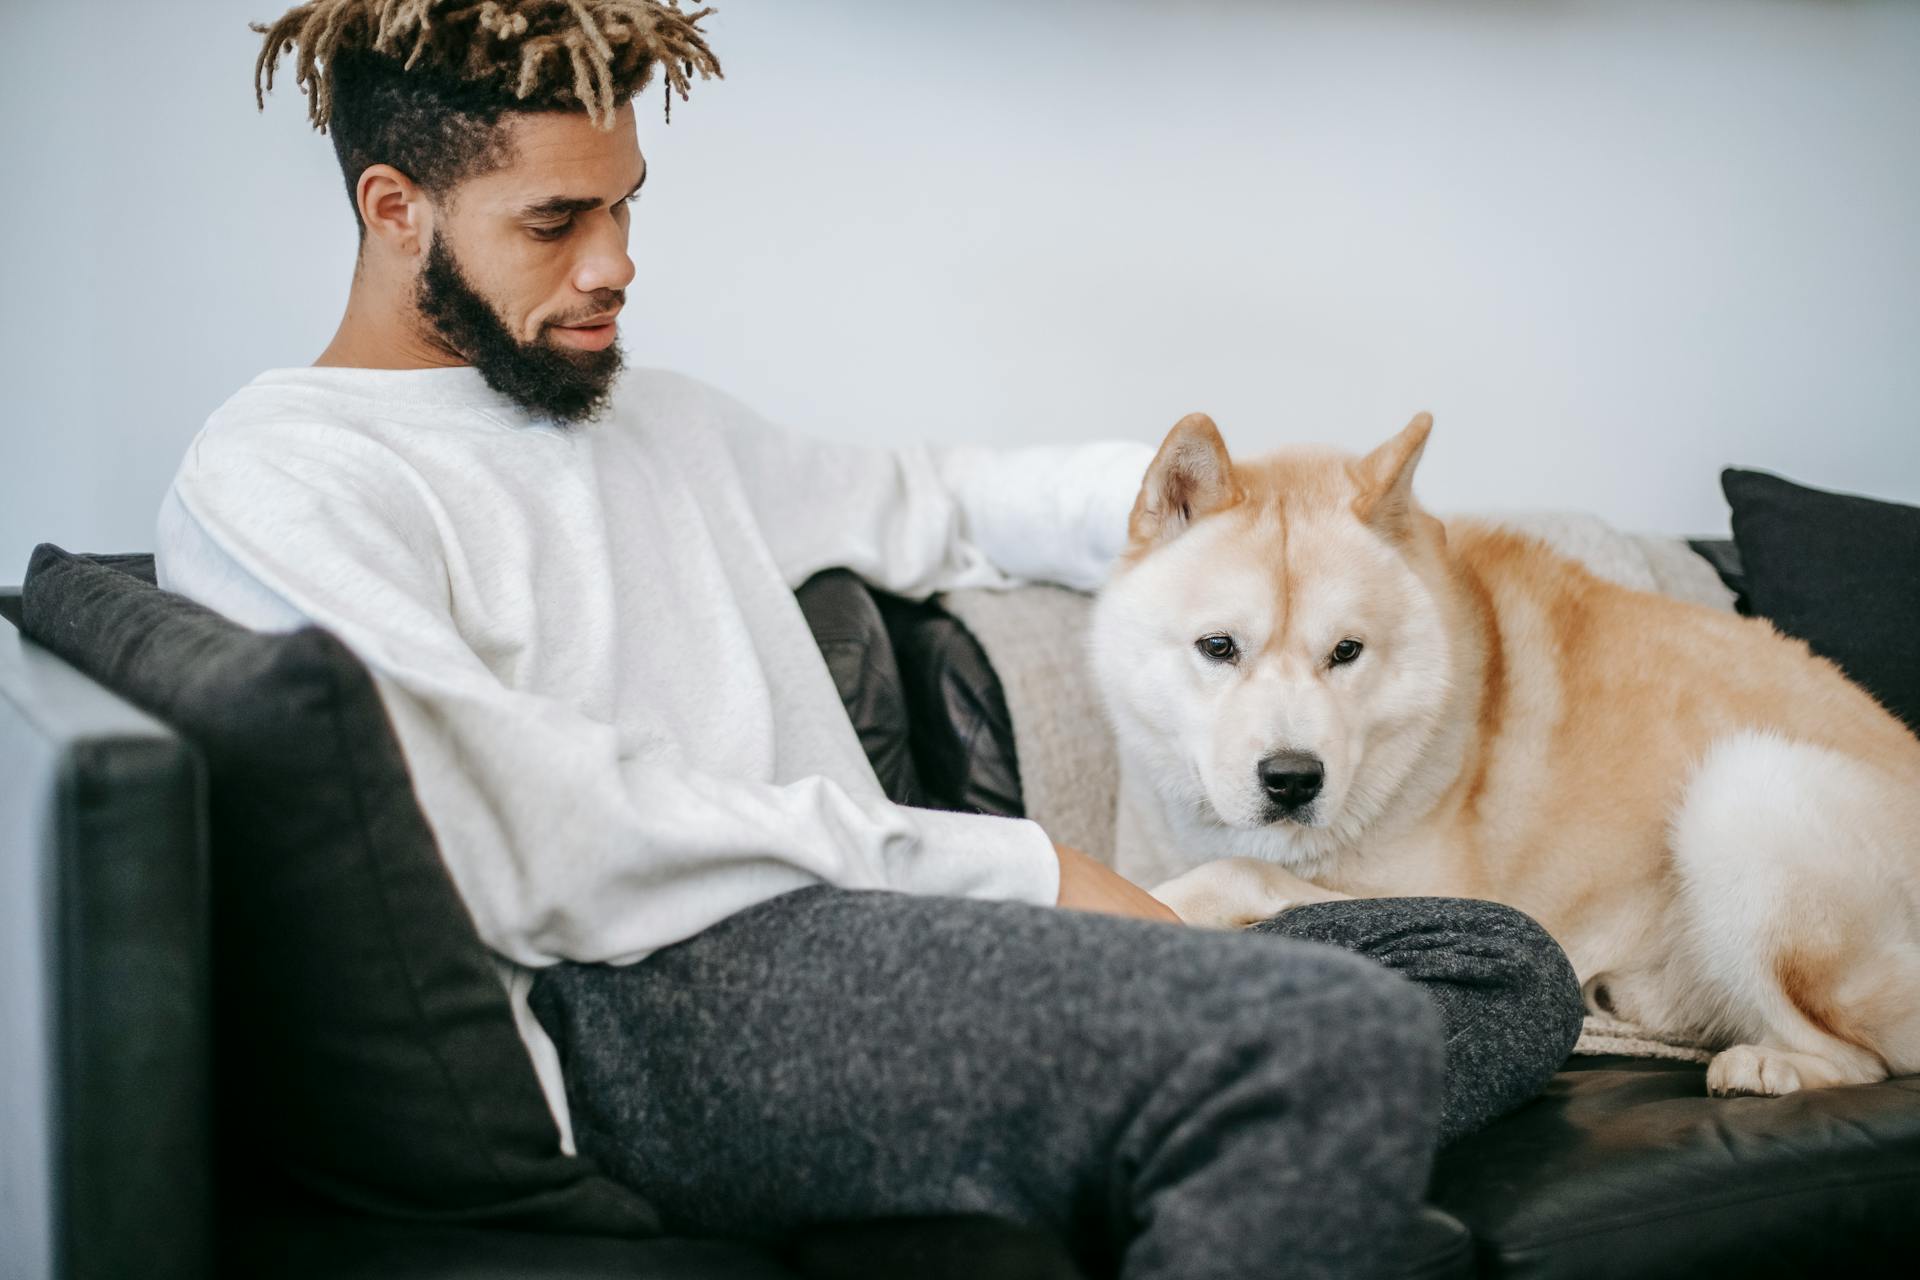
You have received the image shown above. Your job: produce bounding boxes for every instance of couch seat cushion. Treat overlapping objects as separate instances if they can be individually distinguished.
[1430,1056,1920,1279]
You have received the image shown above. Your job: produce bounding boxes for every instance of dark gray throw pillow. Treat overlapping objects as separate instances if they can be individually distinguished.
[1722,468,1920,736]
[19,545,656,1236]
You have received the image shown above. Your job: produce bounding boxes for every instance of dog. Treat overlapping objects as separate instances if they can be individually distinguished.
[1089,411,1920,1096]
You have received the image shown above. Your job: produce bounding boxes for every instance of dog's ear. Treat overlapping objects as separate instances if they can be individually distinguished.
[1130,413,1239,549]
[1352,412,1432,540]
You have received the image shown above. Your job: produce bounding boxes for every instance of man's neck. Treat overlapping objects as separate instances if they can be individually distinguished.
[315,265,466,372]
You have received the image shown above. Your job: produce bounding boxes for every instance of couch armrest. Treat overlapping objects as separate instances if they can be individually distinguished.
[1,609,211,1280]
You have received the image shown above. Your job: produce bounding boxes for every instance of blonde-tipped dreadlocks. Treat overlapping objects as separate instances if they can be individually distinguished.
[252,0,722,129]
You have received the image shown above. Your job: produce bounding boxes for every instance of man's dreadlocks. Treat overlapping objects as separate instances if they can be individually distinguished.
[251,0,721,225]
[253,0,722,130]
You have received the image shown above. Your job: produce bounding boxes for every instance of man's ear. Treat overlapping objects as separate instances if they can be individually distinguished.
[1129,412,1240,549]
[355,163,431,258]
[1351,412,1433,540]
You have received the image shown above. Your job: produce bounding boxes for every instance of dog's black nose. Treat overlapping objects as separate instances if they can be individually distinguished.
[1258,751,1324,809]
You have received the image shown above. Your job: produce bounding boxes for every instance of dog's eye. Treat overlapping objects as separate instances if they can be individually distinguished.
[1196,634,1239,663]
[1330,638,1364,665]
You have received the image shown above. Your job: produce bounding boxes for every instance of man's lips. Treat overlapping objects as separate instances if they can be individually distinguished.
[549,312,621,352]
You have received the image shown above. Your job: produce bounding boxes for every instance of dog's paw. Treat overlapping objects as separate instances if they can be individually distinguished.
[1150,859,1300,930]
[1707,1044,1802,1097]
[1705,1043,1882,1096]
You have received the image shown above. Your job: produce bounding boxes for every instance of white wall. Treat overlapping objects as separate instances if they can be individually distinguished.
[4,0,1917,580]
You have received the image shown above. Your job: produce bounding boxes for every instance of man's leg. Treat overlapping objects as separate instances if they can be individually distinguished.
[530,885,1443,1280]
[1249,897,1585,1144]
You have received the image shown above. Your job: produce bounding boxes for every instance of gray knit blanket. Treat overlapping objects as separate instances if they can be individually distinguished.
[941,512,1733,1063]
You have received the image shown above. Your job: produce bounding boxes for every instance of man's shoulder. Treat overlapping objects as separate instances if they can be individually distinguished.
[189,366,512,479]
[174,373,441,524]
[197,368,392,453]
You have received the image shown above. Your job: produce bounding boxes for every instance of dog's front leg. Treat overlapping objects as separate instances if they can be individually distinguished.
[1152,857,1351,929]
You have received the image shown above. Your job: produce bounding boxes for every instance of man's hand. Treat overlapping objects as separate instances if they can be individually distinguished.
[1054,843,1183,924]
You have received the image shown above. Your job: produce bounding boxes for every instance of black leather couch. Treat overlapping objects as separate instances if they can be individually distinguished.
[4,552,1918,1280]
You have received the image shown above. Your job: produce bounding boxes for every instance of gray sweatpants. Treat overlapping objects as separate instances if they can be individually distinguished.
[529,890,1583,1279]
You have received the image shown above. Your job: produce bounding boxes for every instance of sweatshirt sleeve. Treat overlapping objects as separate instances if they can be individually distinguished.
[157,421,1060,968]
[665,373,1156,597]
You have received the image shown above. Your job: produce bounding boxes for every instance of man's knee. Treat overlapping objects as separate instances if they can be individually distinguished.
[1094,942,1445,1277]
[1255,898,1584,1043]
[1192,938,1447,1124]
[1300,946,1447,1093]
[1455,900,1586,1054]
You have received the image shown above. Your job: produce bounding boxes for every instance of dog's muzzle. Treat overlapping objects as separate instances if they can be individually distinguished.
[1258,750,1324,821]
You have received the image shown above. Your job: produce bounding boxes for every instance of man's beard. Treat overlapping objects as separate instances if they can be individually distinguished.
[414,234,624,425]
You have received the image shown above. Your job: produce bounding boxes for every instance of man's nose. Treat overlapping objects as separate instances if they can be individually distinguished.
[1257,751,1324,810]
[574,222,636,295]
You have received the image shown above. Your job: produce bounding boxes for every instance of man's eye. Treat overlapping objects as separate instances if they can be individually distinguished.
[1195,634,1239,663]
[1330,638,1364,665]
[528,219,572,241]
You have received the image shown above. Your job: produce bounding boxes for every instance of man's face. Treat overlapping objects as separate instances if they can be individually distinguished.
[416,102,644,423]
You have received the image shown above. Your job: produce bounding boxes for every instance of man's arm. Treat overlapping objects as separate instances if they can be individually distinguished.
[1055,843,1182,922]
[664,371,1156,596]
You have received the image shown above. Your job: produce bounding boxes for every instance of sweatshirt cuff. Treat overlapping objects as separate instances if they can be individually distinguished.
[884,806,1061,907]
[936,441,1156,593]
[1081,441,1158,583]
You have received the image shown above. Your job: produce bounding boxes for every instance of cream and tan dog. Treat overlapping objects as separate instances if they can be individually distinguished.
[1090,412,1920,1097]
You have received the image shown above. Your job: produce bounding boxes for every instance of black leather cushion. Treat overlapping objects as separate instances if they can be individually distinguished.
[795,570,929,808]
[2,596,212,1280]
[877,592,1025,819]
[1393,1207,1476,1280]
[19,546,656,1236]
[1430,1056,1920,1279]
[781,1215,1082,1280]
[1722,467,1920,735]
[792,569,1026,820]
[224,1174,797,1280]
[229,1173,1100,1280]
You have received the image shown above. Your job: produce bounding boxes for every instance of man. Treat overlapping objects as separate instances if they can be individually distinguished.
[160,4,1584,1276]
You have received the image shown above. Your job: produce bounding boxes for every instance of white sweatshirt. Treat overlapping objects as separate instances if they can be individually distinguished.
[155,363,1153,1150]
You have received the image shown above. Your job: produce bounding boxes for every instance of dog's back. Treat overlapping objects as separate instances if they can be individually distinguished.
[1433,520,1920,901]
[1429,523,1920,1091]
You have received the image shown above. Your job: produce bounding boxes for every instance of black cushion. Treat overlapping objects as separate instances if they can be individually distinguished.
[1430,1056,1920,1279]
[795,570,930,808]
[18,546,656,1236]
[231,1170,1108,1280]
[792,569,1026,820]
[1722,467,1920,735]
[876,591,1025,820]
[226,1173,798,1280]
